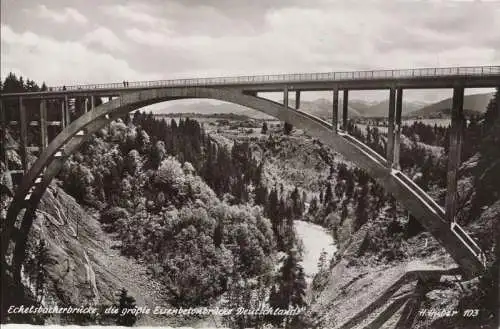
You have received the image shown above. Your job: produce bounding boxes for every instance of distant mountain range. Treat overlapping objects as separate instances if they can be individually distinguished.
[360,99,427,118]
[288,98,428,119]
[151,101,274,119]
[149,92,495,120]
[292,98,362,119]
[406,92,494,118]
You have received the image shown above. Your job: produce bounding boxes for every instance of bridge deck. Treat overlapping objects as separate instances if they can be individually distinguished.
[1,65,499,99]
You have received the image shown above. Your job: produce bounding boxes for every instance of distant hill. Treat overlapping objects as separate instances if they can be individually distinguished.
[149,94,488,122]
[150,101,274,119]
[294,98,430,119]
[358,100,427,118]
[350,100,376,114]
[294,98,363,119]
[149,98,364,121]
[154,112,253,121]
[407,92,494,118]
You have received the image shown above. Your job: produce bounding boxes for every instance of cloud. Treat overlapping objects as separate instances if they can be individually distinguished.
[125,28,173,47]
[121,0,498,82]
[32,4,88,25]
[83,26,126,51]
[0,24,159,86]
[2,0,498,102]
[100,3,169,28]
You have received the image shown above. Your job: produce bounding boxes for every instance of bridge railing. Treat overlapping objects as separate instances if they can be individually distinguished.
[47,65,500,92]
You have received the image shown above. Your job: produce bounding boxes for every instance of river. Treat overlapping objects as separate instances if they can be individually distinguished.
[294,220,337,284]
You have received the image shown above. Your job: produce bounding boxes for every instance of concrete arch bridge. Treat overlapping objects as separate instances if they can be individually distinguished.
[1,65,499,284]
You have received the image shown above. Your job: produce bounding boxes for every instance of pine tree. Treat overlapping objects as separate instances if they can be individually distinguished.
[261,121,268,134]
[290,186,302,219]
[354,183,369,231]
[269,249,307,326]
[309,196,318,215]
[255,184,268,206]
[214,220,224,248]
[317,249,328,272]
[324,182,333,206]
[116,288,137,326]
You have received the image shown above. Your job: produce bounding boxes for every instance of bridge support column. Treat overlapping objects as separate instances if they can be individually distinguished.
[393,88,403,169]
[295,91,301,109]
[65,95,70,125]
[445,86,465,223]
[283,86,289,108]
[0,100,6,168]
[386,88,396,167]
[90,95,95,111]
[60,99,66,128]
[40,99,48,150]
[342,89,349,131]
[332,88,339,132]
[19,97,28,172]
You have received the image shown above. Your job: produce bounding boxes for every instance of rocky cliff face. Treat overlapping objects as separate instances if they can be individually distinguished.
[14,182,175,326]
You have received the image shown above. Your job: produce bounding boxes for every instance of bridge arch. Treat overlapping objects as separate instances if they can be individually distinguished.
[1,87,484,281]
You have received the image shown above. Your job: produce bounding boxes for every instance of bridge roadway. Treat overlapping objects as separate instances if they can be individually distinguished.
[2,65,500,98]
[1,65,498,282]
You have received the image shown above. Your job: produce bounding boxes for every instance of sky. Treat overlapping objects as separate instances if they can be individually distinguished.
[1,0,499,104]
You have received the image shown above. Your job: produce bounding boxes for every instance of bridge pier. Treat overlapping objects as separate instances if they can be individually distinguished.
[386,88,396,167]
[393,88,403,169]
[283,86,289,108]
[332,88,339,132]
[0,100,6,170]
[60,99,66,128]
[342,89,349,130]
[65,95,71,126]
[90,95,95,112]
[40,99,48,150]
[445,86,465,223]
[19,97,28,173]
[295,91,301,109]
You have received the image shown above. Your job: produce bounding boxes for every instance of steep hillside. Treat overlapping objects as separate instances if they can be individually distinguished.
[248,133,352,195]
[8,183,176,326]
[305,91,499,329]
[408,92,494,118]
